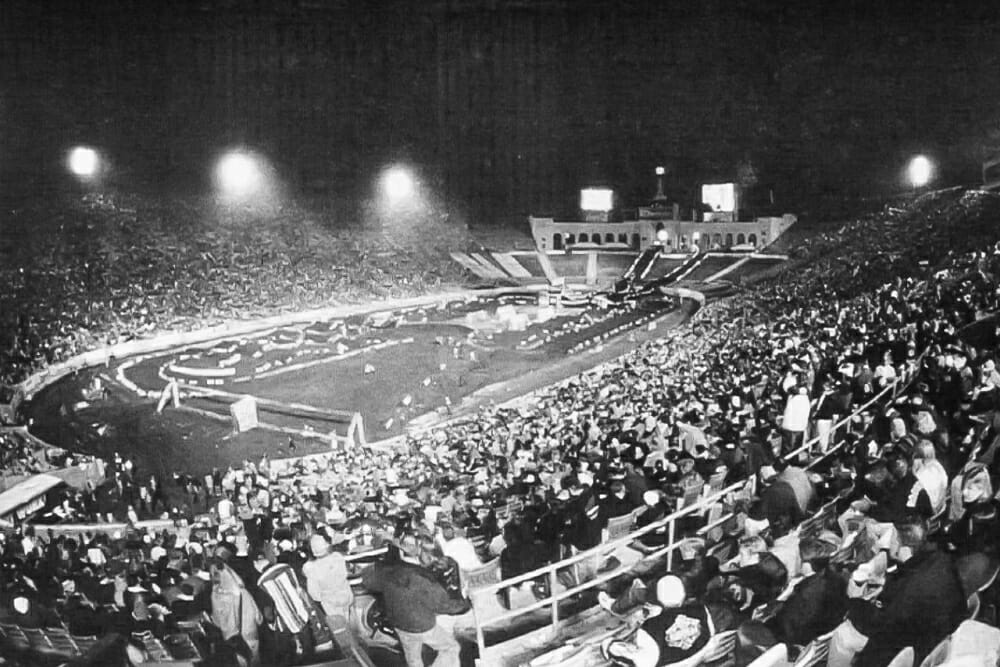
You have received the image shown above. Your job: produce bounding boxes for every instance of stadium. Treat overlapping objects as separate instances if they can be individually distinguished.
[4,3,1000,667]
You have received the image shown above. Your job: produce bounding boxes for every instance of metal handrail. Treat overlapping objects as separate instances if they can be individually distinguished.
[469,477,751,656]
[469,354,931,662]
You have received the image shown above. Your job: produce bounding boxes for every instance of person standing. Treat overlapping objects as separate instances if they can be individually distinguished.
[361,545,470,667]
[781,386,811,456]
[302,533,354,642]
[212,561,264,666]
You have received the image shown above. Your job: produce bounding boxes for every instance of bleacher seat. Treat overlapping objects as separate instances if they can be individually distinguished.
[46,626,81,655]
[679,483,705,510]
[468,533,489,561]
[0,622,30,652]
[706,539,735,563]
[23,626,53,651]
[605,513,635,541]
[461,557,502,594]
[706,471,727,495]
[73,634,99,654]
[967,592,981,621]
[791,630,833,667]
[887,647,915,667]
[701,629,738,667]
[918,637,950,667]
[746,643,788,667]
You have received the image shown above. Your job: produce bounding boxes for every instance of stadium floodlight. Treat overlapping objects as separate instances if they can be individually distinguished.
[216,151,264,198]
[67,146,100,179]
[581,188,614,212]
[908,155,933,188]
[382,167,415,201]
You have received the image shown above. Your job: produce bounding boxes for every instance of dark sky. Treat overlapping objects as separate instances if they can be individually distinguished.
[2,0,999,222]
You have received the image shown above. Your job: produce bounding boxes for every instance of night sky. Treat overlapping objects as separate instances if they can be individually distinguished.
[2,0,1000,223]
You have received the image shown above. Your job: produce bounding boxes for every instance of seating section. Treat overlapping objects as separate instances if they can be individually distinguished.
[0,621,108,660]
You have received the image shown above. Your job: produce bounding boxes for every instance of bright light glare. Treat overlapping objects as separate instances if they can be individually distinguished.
[655,166,665,176]
[908,155,933,188]
[702,183,736,212]
[68,147,99,178]
[216,152,262,196]
[383,168,414,201]
[656,228,669,244]
[581,188,614,212]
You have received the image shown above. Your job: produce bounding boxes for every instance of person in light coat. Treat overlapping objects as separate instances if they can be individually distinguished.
[212,561,263,666]
[781,386,811,455]
[302,532,354,640]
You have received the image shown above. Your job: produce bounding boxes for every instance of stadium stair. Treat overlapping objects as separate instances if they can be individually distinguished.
[492,252,534,279]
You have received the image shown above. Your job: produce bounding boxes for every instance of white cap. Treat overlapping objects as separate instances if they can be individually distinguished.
[656,575,686,607]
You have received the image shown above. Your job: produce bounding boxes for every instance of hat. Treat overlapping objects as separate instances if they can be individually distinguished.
[642,490,661,506]
[655,575,686,607]
[176,583,195,601]
[12,596,29,615]
[678,538,706,561]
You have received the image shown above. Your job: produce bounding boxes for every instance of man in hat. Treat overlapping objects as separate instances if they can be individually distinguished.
[772,532,846,646]
[868,446,933,523]
[851,516,966,667]
[361,544,470,667]
[303,531,354,643]
[602,575,714,667]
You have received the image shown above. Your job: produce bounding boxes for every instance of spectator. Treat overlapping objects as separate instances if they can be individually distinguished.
[772,532,846,646]
[947,464,1000,557]
[360,545,470,667]
[302,532,354,640]
[851,517,967,667]
[603,575,714,667]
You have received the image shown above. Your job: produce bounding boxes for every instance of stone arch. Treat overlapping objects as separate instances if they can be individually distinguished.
[605,232,615,244]
[736,233,746,245]
[552,233,563,250]
[618,233,628,244]
[713,233,723,248]
[631,233,640,249]
[725,233,733,247]
[748,233,757,247]
[566,234,576,245]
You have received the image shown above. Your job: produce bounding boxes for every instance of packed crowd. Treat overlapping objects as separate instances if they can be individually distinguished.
[0,191,475,387]
[2,189,1000,667]
[0,430,99,485]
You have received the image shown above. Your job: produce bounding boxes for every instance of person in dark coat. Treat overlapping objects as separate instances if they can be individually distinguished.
[852,518,967,667]
[772,534,847,646]
[727,536,788,608]
[603,575,714,667]
[361,545,470,667]
[601,481,637,521]
[947,464,1000,557]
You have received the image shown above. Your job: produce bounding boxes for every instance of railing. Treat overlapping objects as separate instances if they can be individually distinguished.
[469,477,752,663]
[467,355,927,666]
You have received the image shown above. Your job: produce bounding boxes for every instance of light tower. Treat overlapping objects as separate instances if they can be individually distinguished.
[654,166,667,203]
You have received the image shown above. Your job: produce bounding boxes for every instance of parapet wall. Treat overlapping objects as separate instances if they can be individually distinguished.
[529,215,797,252]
